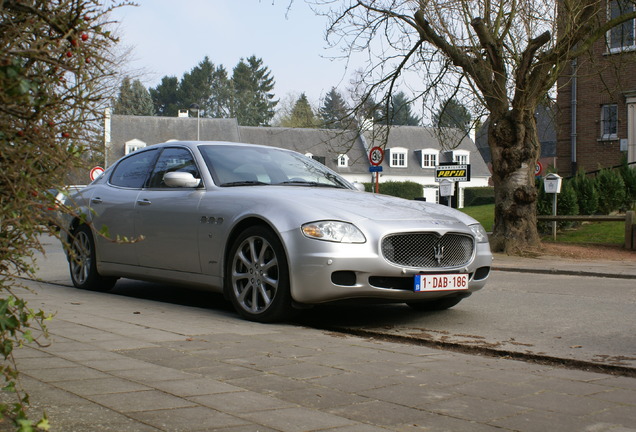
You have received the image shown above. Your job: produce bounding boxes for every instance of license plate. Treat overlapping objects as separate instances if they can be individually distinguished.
[414,274,468,292]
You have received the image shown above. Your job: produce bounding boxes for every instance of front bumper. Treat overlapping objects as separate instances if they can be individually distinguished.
[282,228,493,304]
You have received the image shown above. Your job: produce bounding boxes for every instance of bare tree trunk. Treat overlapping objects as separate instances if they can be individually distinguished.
[489,111,542,253]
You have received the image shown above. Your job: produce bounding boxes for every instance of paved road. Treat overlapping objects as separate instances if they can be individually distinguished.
[297,271,636,370]
[35,235,636,370]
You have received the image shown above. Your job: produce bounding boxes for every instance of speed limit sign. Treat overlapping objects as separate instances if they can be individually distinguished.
[90,166,104,181]
[369,146,384,166]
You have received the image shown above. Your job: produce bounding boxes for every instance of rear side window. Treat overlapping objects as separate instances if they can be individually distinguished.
[110,149,158,188]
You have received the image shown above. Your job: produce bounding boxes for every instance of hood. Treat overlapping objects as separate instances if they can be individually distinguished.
[229,186,478,226]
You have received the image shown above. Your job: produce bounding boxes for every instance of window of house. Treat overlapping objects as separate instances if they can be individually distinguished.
[453,150,470,165]
[125,139,146,155]
[608,0,636,51]
[304,152,326,165]
[601,104,618,139]
[420,149,438,168]
[337,154,349,167]
[389,148,408,167]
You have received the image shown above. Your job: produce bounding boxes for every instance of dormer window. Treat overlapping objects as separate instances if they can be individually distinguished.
[125,139,146,155]
[420,149,439,168]
[389,147,408,167]
[305,153,326,165]
[337,154,349,167]
[453,150,470,165]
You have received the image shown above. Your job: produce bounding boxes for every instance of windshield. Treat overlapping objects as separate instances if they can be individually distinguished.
[199,144,353,189]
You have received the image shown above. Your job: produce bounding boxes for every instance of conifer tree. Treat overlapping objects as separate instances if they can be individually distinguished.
[280,93,320,128]
[380,91,419,126]
[231,56,278,126]
[113,77,154,116]
[320,87,352,129]
[433,98,471,133]
[149,76,180,117]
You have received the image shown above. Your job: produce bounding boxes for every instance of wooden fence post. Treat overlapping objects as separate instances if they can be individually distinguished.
[626,211,635,250]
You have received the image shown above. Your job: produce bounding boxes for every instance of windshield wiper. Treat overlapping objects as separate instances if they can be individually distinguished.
[220,180,268,187]
[277,180,345,188]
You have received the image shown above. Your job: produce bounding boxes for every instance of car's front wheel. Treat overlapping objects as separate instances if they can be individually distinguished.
[69,224,117,291]
[226,226,293,323]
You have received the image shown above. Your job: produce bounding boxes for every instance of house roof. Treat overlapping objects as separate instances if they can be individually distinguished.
[108,114,240,164]
[107,114,489,180]
[238,126,370,173]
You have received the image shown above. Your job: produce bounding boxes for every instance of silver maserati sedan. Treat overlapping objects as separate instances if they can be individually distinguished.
[65,141,492,322]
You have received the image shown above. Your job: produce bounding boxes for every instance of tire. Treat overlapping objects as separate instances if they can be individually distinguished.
[68,224,117,291]
[225,226,293,323]
[407,296,463,311]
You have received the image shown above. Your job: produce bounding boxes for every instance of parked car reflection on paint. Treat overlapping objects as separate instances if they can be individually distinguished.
[65,141,492,322]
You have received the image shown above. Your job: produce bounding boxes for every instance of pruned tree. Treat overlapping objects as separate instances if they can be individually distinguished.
[1,0,128,428]
[314,0,636,253]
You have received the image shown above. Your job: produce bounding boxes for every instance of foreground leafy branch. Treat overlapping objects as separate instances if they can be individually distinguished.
[0,0,130,429]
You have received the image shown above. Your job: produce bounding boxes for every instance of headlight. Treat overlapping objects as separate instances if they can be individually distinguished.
[469,223,489,243]
[301,221,366,243]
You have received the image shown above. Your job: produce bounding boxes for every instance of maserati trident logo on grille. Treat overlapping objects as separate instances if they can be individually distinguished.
[434,244,445,265]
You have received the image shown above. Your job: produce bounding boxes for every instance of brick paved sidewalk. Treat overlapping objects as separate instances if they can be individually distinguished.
[2,280,635,432]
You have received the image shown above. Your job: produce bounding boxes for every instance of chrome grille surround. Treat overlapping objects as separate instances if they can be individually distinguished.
[381,232,474,268]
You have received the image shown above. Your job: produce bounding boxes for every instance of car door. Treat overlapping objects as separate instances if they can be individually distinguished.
[134,147,204,273]
[92,148,159,265]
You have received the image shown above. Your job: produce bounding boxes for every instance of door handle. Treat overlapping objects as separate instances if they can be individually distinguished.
[91,197,102,204]
[136,199,152,206]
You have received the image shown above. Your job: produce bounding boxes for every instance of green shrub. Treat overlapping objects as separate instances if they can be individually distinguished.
[595,168,626,214]
[557,179,579,228]
[363,181,423,199]
[619,164,636,210]
[571,170,599,215]
[464,187,495,206]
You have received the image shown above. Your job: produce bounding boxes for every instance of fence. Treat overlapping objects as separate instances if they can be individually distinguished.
[536,211,635,250]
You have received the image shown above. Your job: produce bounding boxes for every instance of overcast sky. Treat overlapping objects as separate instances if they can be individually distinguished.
[110,1,356,107]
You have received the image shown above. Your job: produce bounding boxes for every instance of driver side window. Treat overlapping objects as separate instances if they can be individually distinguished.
[148,147,200,188]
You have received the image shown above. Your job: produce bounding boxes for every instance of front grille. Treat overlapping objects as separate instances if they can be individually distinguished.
[381,233,474,268]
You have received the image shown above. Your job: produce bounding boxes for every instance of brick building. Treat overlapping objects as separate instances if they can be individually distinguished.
[556,2,636,176]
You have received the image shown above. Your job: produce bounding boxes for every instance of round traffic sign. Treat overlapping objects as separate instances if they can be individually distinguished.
[535,161,543,177]
[90,166,104,181]
[369,146,384,166]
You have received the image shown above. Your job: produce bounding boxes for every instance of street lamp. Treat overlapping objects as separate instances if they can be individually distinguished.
[189,103,200,140]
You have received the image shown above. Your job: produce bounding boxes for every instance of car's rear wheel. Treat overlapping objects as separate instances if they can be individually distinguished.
[406,296,463,311]
[69,224,117,291]
[226,226,293,323]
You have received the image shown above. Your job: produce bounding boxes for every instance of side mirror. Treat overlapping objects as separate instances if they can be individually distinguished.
[163,172,201,188]
[352,182,366,192]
